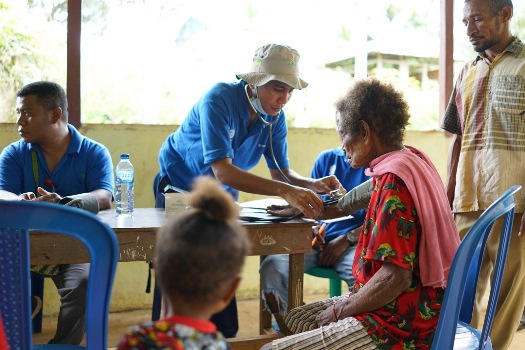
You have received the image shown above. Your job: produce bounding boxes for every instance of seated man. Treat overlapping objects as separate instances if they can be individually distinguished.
[260,146,369,314]
[0,81,114,344]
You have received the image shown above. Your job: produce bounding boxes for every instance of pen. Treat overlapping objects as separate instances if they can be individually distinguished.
[312,222,327,247]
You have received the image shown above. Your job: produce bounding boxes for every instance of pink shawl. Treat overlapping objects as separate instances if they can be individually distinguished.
[365,146,460,288]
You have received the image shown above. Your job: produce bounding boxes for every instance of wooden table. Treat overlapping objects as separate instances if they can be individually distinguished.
[29,207,313,346]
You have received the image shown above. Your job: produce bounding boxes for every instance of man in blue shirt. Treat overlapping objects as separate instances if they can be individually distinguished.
[0,81,114,344]
[156,44,344,337]
[260,147,369,314]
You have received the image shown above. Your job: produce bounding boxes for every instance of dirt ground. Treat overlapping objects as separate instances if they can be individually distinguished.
[33,293,525,349]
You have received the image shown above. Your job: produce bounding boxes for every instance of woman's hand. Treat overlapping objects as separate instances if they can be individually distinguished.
[316,302,339,326]
[266,204,302,217]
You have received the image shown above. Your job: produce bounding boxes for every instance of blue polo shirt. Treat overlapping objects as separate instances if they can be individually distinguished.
[311,148,370,242]
[158,81,289,198]
[0,124,114,198]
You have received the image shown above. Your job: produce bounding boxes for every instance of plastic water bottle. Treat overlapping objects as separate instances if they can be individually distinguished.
[115,153,134,216]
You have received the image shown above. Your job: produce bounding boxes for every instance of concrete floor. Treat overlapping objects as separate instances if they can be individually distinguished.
[33,293,525,349]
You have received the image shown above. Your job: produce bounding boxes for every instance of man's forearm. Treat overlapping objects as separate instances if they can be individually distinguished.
[272,168,314,189]
[65,193,100,213]
[446,134,461,208]
[88,189,113,210]
[213,160,291,196]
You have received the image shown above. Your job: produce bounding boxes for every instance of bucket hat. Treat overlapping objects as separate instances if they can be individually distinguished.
[236,44,308,89]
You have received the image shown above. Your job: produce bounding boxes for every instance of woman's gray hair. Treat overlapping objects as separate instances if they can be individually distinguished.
[335,78,410,147]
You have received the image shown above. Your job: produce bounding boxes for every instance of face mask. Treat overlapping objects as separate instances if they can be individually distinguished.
[247,85,266,116]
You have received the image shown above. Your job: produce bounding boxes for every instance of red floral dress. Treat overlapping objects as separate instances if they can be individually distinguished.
[116,314,230,350]
[353,174,444,350]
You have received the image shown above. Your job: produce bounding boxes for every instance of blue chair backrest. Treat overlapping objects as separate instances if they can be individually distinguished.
[0,201,119,349]
[431,185,521,350]
[0,313,7,349]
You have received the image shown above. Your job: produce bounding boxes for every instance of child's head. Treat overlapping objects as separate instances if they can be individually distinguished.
[155,177,250,308]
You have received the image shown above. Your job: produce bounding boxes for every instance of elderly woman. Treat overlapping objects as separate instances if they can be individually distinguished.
[262,78,460,350]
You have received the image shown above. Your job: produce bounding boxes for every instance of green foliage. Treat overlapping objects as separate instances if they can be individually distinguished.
[0,19,35,86]
[386,4,401,22]
[511,6,525,38]
[1,0,524,130]
[407,9,426,29]
[0,1,43,121]
[338,26,351,42]
[27,0,109,26]
[0,0,109,123]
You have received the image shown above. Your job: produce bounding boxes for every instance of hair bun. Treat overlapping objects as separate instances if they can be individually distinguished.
[188,176,239,221]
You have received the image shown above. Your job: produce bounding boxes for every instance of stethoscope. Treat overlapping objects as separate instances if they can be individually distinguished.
[245,84,293,185]
[244,85,343,211]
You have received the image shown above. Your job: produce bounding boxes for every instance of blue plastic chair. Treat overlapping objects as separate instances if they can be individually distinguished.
[431,185,521,350]
[0,201,119,349]
[305,267,347,298]
[0,313,7,349]
[31,274,45,333]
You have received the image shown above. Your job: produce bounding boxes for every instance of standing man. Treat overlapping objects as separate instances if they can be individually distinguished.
[156,43,343,337]
[260,147,369,315]
[442,1,525,348]
[0,81,114,344]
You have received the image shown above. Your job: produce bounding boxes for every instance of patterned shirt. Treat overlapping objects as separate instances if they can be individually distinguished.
[116,315,230,350]
[441,37,525,214]
[354,174,444,350]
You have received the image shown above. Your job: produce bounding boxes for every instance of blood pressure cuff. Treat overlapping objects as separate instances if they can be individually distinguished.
[59,193,100,214]
[338,179,373,215]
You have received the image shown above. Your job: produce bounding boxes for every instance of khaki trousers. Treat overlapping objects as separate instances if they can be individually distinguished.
[455,211,525,350]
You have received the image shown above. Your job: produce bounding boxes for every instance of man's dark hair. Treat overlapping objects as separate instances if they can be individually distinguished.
[465,0,513,14]
[17,81,68,120]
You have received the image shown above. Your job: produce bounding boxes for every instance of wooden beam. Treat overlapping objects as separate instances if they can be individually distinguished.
[227,334,283,350]
[439,0,454,123]
[67,0,81,128]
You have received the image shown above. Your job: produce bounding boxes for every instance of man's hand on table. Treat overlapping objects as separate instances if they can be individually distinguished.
[19,187,62,203]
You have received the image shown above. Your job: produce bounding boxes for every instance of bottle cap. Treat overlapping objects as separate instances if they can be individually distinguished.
[120,153,130,159]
